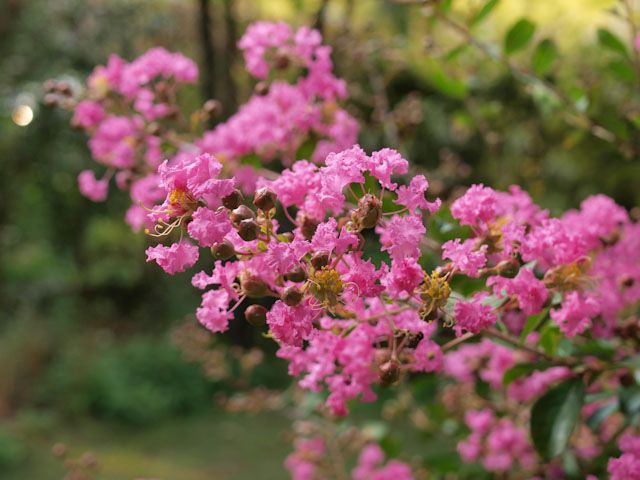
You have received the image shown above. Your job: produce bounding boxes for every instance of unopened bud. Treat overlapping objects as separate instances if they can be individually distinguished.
[284,266,307,283]
[496,260,519,278]
[255,81,269,96]
[300,216,319,241]
[244,304,268,326]
[211,240,235,260]
[240,271,271,298]
[222,190,243,210]
[51,443,67,458]
[43,79,57,92]
[311,251,330,270]
[44,93,59,106]
[274,51,290,70]
[56,81,72,96]
[253,187,277,212]
[203,99,222,117]
[283,286,304,306]
[237,219,259,241]
[352,194,382,230]
[230,205,255,224]
[378,359,401,385]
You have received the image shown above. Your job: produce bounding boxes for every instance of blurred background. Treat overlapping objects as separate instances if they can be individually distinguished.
[1,0,639,478]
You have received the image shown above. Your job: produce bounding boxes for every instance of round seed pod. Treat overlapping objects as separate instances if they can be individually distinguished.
[230,205,255,224]
[310,251,330,270]
[237,219,259,241]
[244,304,268,326]
[284,266,307,283]
[283,286,304,306]
[378,359,401,386]
[211,240,235,261]
[222,190,243,210]
[253,187,277,212]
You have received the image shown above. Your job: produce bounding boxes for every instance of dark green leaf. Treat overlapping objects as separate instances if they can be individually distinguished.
[532,39,558,75]
[587,400,618,432]
[531,378,585,459]
[444,44,468,61]
[620,386,640,415]
[504,19,536,55]
[608,59,635,82]
[539,324,561,356]
[597,28,630,58]
[503,361,551,386]
[471,0,499,27]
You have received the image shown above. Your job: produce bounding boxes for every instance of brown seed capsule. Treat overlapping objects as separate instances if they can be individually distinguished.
[230,205,255,224]
[378,359,401,385]
[253,187,277,212]
[237,219,259,241]
[211,240,235,260]
[310,251,330,270]
[222,190,243,210]
[254,81,269,96]
[496,260,519,278]
[352,194,382,230]
[283,286,304,306]
[300,215,319,240]
[284,266,307,283]
[203,99,222,117]
[240,271,271,298]
[245,304,268,326]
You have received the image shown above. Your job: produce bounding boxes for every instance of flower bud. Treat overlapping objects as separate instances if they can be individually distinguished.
[240,271,271,298]
[255,81,269,96]
[300,215,319,241]
[56,81,72,96]
[284,266,307,283]
[230,205,255,224]
[43,79,57,92]
[253,187,277,212]
[274,51,290,70]
[496,260,519,278]
[222,190,243,210]
[310,251,330,270]
[203,99,222,117]
[352,194,382,230]
[237,219,259,241]
[51,443,67,458]
[244,304,268,326]
[283,286,304,306]
[44,93,59,107]
[378,359,401,386]
[211,240,235,260]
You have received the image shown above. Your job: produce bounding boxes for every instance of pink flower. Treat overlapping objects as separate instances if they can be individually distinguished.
[72,100,105,129]
[78,170,108,202]
[267,300,316,347]
[196,289,232,333]
[88,115,140,168]
[377,215,425,260]
[395,175,441,214]
[520,218,586,268]
[187,207,232,247]
[488,268,548,315]
[311,217,358,255]
[453,293,497,335]
[339,254,385,298]
[145,241,199,274]
[382,257,424,299]
[353,443,414,480]
[238,21,294,78]
[368,148,409,191]
[285,437,325,480]
[551,292,600,337]
[608,433,640,480]
[451,184,497,228]
[442,238,487,277]
[264,238,311,275]
[158,153,235,201]
[507,366,571,402]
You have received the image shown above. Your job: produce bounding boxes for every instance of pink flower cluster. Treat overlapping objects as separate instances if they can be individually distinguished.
[71,21,357,232]
[608,432,640,480]
[458,409,536,473]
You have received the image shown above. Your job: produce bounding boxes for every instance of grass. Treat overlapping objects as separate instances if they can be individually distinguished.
[5,409,292,480]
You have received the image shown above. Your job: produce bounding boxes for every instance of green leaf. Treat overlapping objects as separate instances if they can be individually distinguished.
[597,28,630,59]
[503,361,551,386]
[620,386,640,415]
[608,59,635,82]
[438,0,453,14]
[539,324,561,356]
[504,19,536,55]
[532,39,558,76]
[531,378,585,459]
[587,400,618,432]
[471,0,500,27]
[519,308,549,342]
